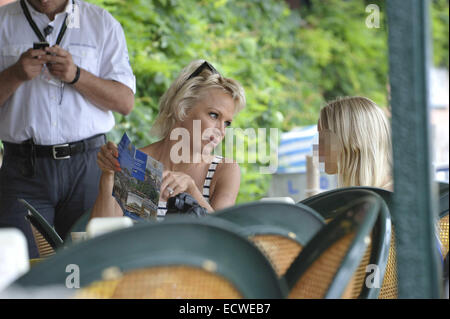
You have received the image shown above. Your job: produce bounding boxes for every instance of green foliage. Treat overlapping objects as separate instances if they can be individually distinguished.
[431,0,449,68]
[298,0,389,106]
[83,0,447,203]
[0,1,447,203]
[89,0,328,203]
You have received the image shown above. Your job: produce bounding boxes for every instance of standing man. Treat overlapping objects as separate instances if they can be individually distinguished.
[0,0,136,258]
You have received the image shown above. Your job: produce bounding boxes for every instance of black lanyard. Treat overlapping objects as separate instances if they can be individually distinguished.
[20,0,72,45]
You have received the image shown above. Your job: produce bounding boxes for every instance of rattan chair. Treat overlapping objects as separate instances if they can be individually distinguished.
[439,182,449,258]
[211,201,325,277]
[299,183,448,299]
[18,199,64,258]
[285,194,383,299]
[14,216,287,299]
[440,214,449,259]
[443,253,449,296]
[439,182,449,213]
[299,187,397,298]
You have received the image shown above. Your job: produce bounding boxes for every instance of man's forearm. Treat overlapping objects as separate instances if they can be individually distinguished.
[0,66,24,108]
[72,68,134,115]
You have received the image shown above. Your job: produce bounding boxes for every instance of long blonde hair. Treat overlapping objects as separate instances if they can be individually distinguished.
[150,60,246,139]
[318,96,392,188]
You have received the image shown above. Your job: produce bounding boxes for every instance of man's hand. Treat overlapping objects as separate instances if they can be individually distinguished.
[40,45,134,115]
[44,45,78,83]
[12,49,47,82]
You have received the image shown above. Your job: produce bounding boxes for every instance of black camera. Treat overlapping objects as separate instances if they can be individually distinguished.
[167,193,208,217]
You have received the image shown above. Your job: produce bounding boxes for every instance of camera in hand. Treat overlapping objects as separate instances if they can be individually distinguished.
[166,193,208,217]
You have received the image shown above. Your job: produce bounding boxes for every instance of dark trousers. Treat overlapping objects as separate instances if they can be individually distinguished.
[0,144,102,258]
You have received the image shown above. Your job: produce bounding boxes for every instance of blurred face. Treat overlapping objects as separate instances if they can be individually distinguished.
[318,121,340,174]
[27,0,67,16]
[179,88,235,155]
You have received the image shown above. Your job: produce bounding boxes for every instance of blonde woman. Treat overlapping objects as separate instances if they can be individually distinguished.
[317,96,393,190]
[91,60,246,217]
[317,96,449,266]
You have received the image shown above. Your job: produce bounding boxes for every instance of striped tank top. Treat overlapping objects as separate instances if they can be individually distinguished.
[157,155,223,218]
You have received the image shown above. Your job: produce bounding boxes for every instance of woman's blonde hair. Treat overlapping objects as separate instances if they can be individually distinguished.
[150,60,246,139]
[318,96,392,188]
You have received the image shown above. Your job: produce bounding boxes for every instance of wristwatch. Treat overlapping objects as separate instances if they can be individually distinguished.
[67,65,81,85]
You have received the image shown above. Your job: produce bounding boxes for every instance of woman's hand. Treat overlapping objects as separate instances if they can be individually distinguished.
[160,171,196,201]
[97,141,121,175]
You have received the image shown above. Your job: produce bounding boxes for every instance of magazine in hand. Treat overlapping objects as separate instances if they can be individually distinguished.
[112,133,163,221]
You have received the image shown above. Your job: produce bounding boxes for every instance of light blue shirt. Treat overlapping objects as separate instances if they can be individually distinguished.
[0,0,136,145]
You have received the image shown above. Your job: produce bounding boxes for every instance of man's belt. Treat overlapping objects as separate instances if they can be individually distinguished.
[3,134,106,160]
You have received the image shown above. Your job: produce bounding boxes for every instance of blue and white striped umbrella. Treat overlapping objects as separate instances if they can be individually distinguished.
[276,125,318,174]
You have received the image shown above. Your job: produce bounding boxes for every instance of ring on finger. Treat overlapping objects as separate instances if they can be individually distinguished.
[167,186,174,196]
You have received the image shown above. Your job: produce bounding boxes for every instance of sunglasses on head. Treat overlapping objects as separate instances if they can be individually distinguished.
[186,61,219,82]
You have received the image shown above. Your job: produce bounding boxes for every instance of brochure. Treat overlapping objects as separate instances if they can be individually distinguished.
[112,133,163,221]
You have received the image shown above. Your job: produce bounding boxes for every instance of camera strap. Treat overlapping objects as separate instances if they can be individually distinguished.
[20,0,71,45]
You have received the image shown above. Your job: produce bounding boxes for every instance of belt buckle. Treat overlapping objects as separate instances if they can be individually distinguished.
[52,144,70,160]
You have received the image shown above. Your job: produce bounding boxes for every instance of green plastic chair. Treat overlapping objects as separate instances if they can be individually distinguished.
[300,184,448,298]
[438,182,449,258]
[444,252,449,298]
[437,182,449,298]
[14,215,287,299]
[285,194,381,299]
[18,199,64,258]
[300,186,392,220]
[211,201,325,277]
[299,188,393,299]
[439,182,449,218]
[300,182,446,219]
